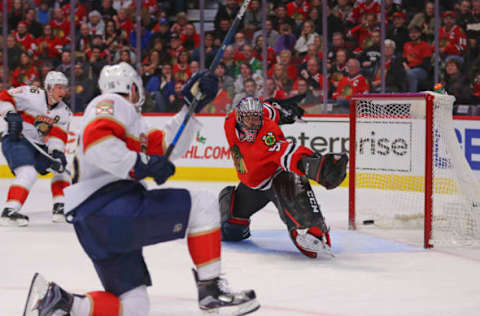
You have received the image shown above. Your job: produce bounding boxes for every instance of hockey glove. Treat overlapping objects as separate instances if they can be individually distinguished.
[50,150,67,173]
[5,112,23,141]
[298,152,348,190]
[132,154,175,185]
[182,70,219,113]
[265,94,306,125]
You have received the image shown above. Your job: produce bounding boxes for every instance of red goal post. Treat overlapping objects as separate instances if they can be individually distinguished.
[348,92,480,248]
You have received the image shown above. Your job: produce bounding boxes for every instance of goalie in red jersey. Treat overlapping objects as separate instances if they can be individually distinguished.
[219,96,348,258]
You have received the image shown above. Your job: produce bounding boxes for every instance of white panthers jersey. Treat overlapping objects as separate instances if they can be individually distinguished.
[64,93,202,212]
[0,85,71,152]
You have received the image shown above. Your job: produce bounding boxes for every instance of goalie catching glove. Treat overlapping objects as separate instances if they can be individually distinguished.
[298,152,348,189]
[265,94,306,125]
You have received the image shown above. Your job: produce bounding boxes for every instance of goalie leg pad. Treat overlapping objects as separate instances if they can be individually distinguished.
[221,219,251,241]
[218,186,235,224]
[289,227,331,259]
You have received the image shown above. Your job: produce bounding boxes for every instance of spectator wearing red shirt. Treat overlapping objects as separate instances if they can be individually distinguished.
[253,35,276,70]
[168,33,184,60]
[271,63,293,92]
[113,8,134,40]
[263,78,287,101]
[62,2,87,27]
[13,22,37,56]
[347,0,380,26]
[173,51,191,82]
[439,11,467,61]
[268,49,298,82]
[11,52,39,87]
[49,8,71,39]
[286,0,311,23]
[333,58,370,113]
[36,24,65,61]
[180,24,201,51]
[402,25,432,92]
[347,12,379,53]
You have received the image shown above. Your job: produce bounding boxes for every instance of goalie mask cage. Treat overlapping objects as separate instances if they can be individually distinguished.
[348,92,480,248]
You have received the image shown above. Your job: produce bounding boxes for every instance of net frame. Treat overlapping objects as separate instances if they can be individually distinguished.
[348,92,480,248]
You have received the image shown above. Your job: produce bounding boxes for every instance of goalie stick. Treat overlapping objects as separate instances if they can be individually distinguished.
[165,0,253,158]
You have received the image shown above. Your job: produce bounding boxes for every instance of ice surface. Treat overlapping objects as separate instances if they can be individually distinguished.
[1,179,480,315]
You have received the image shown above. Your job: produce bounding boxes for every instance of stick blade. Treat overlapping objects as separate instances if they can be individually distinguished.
[23,273,49,316]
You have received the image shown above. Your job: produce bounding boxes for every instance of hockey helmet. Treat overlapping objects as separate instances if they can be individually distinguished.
[44,71,68,103]
[235,97,263,142]
[98,62,145,112]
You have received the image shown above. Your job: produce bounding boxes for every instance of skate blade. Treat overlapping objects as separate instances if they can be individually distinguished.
[52,214,66,223]
[0,217,29,227]
[202,299,260,315]
[23,273,49,316]
[296,234,334,258]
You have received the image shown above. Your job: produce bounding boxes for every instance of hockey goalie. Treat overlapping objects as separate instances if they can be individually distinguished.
[219,96,348,258]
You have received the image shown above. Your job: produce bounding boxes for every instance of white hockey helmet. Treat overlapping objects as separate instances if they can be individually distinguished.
[98,62,145,112]
[235,97,263,142]
[44,71,68,91]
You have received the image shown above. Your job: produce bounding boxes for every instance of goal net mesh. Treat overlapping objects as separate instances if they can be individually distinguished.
[352,92,480,246]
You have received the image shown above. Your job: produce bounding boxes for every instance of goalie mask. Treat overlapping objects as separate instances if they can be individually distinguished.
[235,97,263,142]
[98,62,145,112]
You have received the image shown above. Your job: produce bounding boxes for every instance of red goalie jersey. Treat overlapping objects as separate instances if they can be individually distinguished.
[224,104,313,190]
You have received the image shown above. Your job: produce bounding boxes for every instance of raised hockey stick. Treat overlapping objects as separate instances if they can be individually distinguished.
[23,135,71,176]
[165,0,252,158]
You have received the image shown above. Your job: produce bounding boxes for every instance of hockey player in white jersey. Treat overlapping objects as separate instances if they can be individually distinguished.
[0,71,71,226]
[24,62,260,316]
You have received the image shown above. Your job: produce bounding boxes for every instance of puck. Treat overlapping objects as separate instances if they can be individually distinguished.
[363,219,375,225]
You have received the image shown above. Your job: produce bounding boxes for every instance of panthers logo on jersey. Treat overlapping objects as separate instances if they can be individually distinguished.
[96,100,115,116]
[262,131,277,147]
[34,115,60,136]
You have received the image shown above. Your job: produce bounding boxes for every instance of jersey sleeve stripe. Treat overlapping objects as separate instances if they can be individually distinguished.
[281,142,297,172]
[0,90,16,109]
[263,103,277,121]
[147,129,166,155]
[83,117,127,153]
[48,126,68,144]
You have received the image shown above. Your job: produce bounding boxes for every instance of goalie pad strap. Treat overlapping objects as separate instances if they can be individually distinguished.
[87,291,121,316]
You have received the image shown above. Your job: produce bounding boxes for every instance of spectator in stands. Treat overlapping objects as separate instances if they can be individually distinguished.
[104,18,127,52]
[36,1,51,26]
[166,80,185,113]
[214,0,239,31]
[371,39,407,93]
[156,63,175,110]
[272,5,296,32]
[466,0,480,42]
[232,31,248,54]
[347,0,380,26]
[294,20,320,55]
[456,0,472,32]
[307,5,345,42]
[213,18,231,46]
[235,44,262,77]
[301,43,322,69]
[113,0,133,11]
[327,32,352,64]
[331,0,353,23]
[215,62,235,98]
[253,20,278,51]
[244,0,262,36]
[113,47,135,65]
[7,34,22,71]
[358,30,382,80]
[173,50,191,82]
[96,0,117,20]
[204,77,232,114]
[234,62,262,95]
[442,58,473,104]
[37,61,53,87]
[180,23,201,51]
[11,51,39,87]
[332,58,369,113]
[113,8,134,37]
[150,17,171,48]
[63,2,88,28]
[286,0,311,24]
[409,1,435,43]
[403,25,433,92]
[269,49,298,83]
[190,60,200,77]
[264,77,287,101]
[77,23,92,52]
[56,50,72,75]
[168,33,184,60]
[295,78,321,105]
[387,12,409,55]
[295,57,324,98]
[14,22,37,57]
[49,7,70,38]
[130,23,152,51]
[170,11,189,35]
[191,32,218,68]
[72,61,97,113]
[36,23,64,62]
[347,12,379,54]
[439,11,467,63]
[329,48,348,92]
[87,45,108,79]
[8,0,25,31]
[142,49,162,84]
[221,45,236,78]
[25,8,43,38]
[149,38,171,65]
[253,35,276,71]
[271,63,293,92]
[275,23,297,54]
[233,78,259,106]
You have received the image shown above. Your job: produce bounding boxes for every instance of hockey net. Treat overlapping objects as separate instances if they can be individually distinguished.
[349,92,480,248]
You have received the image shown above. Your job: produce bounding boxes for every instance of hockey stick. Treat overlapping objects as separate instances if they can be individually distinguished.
[23,135,71,176]
[165,0,252,158]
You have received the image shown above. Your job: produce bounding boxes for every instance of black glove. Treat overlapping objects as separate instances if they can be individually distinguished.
[182,70,219,113]
[133,154,175,185]
[50,150,67,173]
[5,112,23,140]
[265,94,306,125]
[298,152,348,190]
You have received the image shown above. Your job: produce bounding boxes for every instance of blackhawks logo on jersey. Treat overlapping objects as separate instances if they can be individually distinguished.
[231,145,247,174]
[262,132,277,147]
[34,115,60,136]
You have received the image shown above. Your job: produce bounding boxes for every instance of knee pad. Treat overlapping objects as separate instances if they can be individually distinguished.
[119,285,150,316]
[188,189,220,234]
[221,220,251,241]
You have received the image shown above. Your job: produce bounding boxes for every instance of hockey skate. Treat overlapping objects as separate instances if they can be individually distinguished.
[0,208,29,227]
[52,203,66,223]
[23,273,73,316]
[193,269,260,315]
[290,228,334,258]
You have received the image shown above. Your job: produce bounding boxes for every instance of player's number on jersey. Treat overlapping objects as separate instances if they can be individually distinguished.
[29,86,40,94]
[268,143,281,152]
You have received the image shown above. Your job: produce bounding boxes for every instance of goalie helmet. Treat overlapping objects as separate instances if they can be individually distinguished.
[98,62,145,112]
[235,97,263,142]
